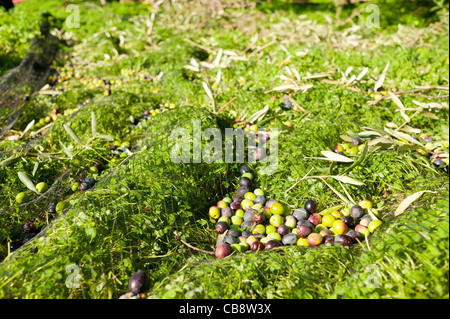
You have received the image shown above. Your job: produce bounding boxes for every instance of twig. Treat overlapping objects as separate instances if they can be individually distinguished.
[369,85,449,105]
[215,96,236,114]
[285,167,314,193]
[247,39,277,58]
[285,96,307,113]
[184,38,214,53]
[174,231,215,255]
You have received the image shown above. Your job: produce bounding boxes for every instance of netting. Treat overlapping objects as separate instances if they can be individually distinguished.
[0,0,448,300]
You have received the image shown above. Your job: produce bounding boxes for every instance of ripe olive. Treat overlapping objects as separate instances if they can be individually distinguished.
[350,205,363,219]
[304,199,317,214]
[128,270,150,295]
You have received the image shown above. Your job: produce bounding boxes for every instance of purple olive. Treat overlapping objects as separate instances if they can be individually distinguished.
[128,271,150,295]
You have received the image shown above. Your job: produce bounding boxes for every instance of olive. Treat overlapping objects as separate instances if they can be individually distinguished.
[241,230,251,238]
[232,195,243,203]
[307,213,321,226]
[270,202,285,215]
[253,147,265,161]
[215,243,233,258]
[239,177,252,187]
[254,195,266,205]
[36,182,49,194]
[243,209,257,222]
[209,206,220,219]
[250,240,265,252]
[224,234,238,245]
[350,205,363,219]
[433,158,445,168]
[335,234,352,246]
[23,221,36,235]
[307,233,324,246]
[265,199,278,209]
[304,199,317,214]
[265,240,282,250]
[230,202,241,211]
[351,136,362,146]
[254,212,264,224]
[281,233,298,246]
[277,224,289,236]
[228,229,241,237]
[340,215,355,228]
[332,220,348,235]
[239,163,251,174]
[368,219,383,232]
[359,215,372,227]
[128,271,150,295]
[296,221,313,238]
[346,230,363,243]
[55,201,69,214]
[48,202,57,214]
[10,241,23,252]
[236,186,250,197]
[15,192,29,205]
[23,233,37,243]
[323,235,335,244]
[240,221,252,231]
[322,214,336,228]
[293,208,309,221]
[251,224,265,235]
[215,221,229,234]
[283,99,292,110]
[221,207,233,218]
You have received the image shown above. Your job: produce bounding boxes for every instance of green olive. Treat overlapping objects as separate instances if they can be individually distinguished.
[36,182,49,194]
[15,192,29,204]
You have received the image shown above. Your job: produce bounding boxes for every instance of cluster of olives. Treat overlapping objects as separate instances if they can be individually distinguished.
[49,63,161,97]
[212,165,383,258]
[232,120,292,162]
[9,220,44,253]
[128,102,178,130]
[334,133,449,174]
[333,136,366,156]
[365,86,399,101]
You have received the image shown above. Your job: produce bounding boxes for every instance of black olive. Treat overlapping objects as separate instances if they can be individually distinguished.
[128,271,150,295]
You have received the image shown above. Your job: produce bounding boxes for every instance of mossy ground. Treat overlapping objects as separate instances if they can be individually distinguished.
[0,0,448,299]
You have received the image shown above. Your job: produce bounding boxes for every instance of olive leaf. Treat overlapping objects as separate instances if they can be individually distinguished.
[63,124,83,145]
[331,175,365,186]
[32,158,40,177]
[18,171,37,193]
[0,156,19,167]
[320,151,354,162]
[22,120,35,135]
[91,112,97,137]
[394,190,435,216]
[202,81,215,112]
[374,61,390,91]
[96,134,114,141]
[60,141,73,158]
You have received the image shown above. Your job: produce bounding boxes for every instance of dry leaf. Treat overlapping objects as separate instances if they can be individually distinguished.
[394,190,434,216]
